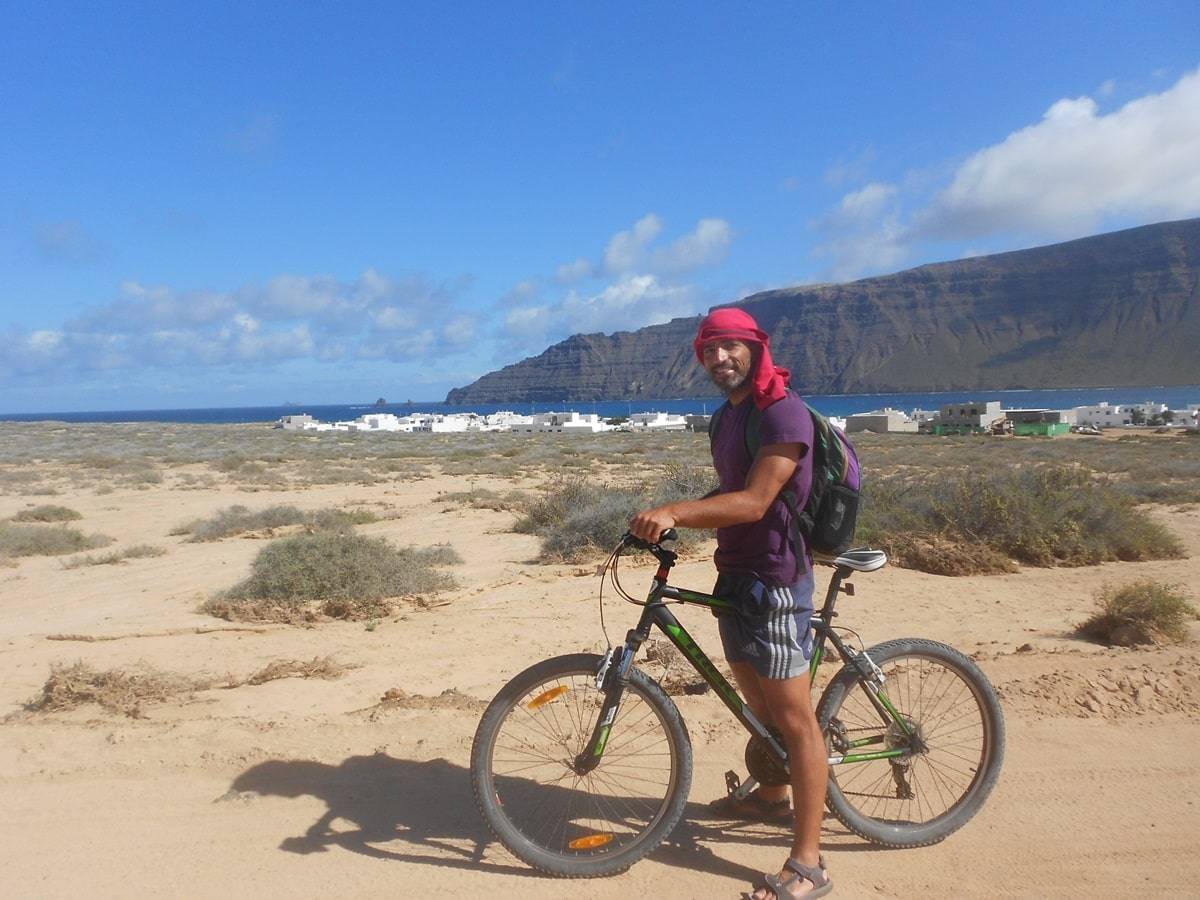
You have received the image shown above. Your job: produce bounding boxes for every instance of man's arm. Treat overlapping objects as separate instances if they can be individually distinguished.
[628,443,801,542]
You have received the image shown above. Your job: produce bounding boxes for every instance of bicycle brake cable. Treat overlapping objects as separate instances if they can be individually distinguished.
[597,538,627,649]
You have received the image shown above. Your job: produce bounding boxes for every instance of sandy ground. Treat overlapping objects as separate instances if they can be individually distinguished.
[1,467,1198,899]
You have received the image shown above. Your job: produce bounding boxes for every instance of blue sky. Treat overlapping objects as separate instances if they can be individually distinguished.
[2,2,1199,413]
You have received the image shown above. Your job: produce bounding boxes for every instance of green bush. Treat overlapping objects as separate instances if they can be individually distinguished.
[208,532,460,622]
[13,504,82,523]
[1077,581,1198,645]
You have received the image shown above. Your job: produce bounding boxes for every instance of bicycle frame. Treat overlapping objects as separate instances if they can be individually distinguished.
[574,545,917,778]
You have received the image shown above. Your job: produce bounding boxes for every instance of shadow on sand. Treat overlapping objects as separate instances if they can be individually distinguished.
[230,753,876,881]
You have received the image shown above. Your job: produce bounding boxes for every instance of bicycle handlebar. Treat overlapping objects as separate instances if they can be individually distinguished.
[620,528,679,565]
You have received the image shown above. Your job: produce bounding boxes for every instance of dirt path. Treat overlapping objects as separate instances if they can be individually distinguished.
[2,476,1198,898]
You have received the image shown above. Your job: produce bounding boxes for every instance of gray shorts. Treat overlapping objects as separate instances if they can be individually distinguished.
[715,569,816,680]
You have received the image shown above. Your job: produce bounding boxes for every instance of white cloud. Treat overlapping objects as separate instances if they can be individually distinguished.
[255,274,343,316]
[494,213,734,357]
[441,314,477,348]
[28,330,63,352]
[0,269,475,379]
[500,279,541,306]
[915,68,1200,240]
[604,214,664,273]
[824,146,878,188]
[602,213,733,276]
[555,257,594,283]
[371,306,415,331]
[827,183,899,228]
[502,274,701,355]
[812,67,1200,279]
[651,218,734,274]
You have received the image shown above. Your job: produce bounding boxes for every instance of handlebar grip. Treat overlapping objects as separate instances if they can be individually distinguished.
[622,528,679,551]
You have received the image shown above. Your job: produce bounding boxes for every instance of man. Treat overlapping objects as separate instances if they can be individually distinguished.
[629,307,831,899]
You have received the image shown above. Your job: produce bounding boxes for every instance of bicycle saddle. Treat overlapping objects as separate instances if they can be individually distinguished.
[831,548,888,572]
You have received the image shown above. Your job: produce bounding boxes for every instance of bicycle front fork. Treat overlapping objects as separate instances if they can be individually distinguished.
[573,644,635,774]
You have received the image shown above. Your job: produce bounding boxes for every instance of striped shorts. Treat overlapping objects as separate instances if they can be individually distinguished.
[715,568,816,680]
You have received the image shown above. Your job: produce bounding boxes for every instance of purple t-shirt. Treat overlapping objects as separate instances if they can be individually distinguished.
[711,391,814,586]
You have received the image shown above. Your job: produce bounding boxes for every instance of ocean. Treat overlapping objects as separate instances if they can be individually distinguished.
[2,386,1199,425]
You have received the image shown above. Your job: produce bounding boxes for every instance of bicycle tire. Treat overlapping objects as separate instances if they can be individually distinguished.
[471,653,692,877]
[816,638,1005,848]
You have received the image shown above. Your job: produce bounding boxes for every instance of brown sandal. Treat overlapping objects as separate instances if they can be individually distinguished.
[742,855,832,899]
[708,788,793,825]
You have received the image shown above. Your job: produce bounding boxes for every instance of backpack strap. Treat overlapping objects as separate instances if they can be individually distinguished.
[706,400,730,449]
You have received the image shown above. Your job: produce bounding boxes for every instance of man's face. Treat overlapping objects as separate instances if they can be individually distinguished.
[701,338,754,395]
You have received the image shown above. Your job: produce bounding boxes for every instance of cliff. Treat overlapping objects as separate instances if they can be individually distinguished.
[446,218,1200,402]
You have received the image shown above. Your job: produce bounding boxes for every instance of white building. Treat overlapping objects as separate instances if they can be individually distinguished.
[353,413,412,431]
[276,414,314,430]
[908,409,938,425]
[939,401,1004,429]
[511,411,612,433]
[845,408,917,434]
[628,411,688,431]
[1073,402,1167,428]
[484,410,534,430]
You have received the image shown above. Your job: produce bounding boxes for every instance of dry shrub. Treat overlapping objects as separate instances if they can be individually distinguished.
[61,544,166,568]
[858,465,1185,575]
[514,468,711,563]
[639,639,711,696]
[13,504,81,523]
[1077,581,1198,646]
[173,504,382,541]
[517,475,646,562]
[25,661,210,717]
[207,532,460,623]
[242,656,348,685]
[200,596,318,625]
[884,534,1017,577]
[438,487,525,511]
[0,522,113,558]
[374,686,486,712]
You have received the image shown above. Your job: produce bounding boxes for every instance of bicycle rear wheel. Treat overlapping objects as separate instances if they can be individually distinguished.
[816,638,1005,848]
[470,653,692,877]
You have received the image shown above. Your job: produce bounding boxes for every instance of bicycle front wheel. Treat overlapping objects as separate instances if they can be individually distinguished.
[817,638,1005,848]
[470,653,692,877]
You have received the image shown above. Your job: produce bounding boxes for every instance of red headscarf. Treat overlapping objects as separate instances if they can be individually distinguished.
[693,308,791,410]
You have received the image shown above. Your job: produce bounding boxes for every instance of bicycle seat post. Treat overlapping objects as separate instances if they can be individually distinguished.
[818,566,851,620]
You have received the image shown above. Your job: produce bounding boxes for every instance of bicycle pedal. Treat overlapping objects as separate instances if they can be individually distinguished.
[724,770,741,795]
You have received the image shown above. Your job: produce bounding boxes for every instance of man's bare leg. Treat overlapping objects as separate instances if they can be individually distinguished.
[728,661,789,805]
[747,669,829,898]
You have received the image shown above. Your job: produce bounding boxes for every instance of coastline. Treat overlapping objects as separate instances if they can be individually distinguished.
[3,384,1199,424]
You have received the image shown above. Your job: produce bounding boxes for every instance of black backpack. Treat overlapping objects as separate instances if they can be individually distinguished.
[707,392,861,567]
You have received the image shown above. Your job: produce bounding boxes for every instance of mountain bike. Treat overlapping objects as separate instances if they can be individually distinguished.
[470,529,1005,877]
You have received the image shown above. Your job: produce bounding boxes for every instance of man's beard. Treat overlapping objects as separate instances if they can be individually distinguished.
[709,367,748,396]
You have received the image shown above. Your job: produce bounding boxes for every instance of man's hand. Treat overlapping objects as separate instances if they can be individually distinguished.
[629,506,677,543]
